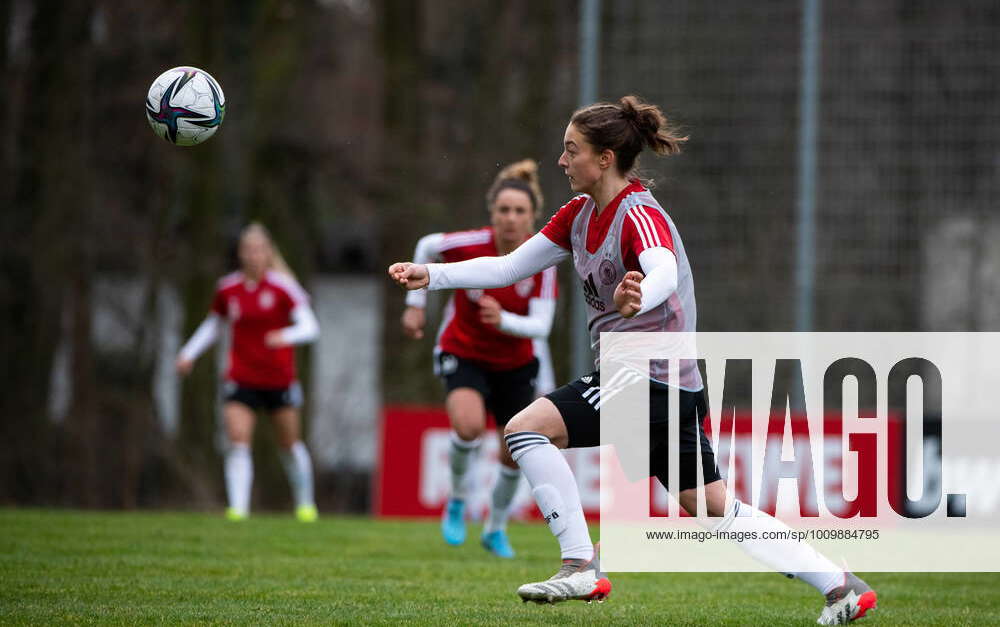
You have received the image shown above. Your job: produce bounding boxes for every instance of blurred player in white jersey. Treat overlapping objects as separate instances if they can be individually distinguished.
[401,160,557,558]
[177,223,320,522]
[390,97,877,624]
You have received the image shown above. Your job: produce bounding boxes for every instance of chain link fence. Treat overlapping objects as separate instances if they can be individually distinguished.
[601,0,999,332]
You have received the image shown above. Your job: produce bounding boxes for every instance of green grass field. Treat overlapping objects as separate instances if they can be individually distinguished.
[1,509,997,625]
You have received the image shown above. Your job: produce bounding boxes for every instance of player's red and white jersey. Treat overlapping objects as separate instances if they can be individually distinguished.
[541,180,701,390]
[541,180,677,270]
[435,226,557,371]
[211,270,309,388]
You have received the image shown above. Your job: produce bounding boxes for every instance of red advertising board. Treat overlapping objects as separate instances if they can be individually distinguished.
[374,405,588,521]
[375,405,899,520]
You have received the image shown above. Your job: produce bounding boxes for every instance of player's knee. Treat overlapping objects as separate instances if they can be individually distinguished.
[507,401,551,435]
[505,408,559,442]
[503,414,528,437]
[680,483,730,518]
[678,489,702,517]
[449,407,486,439]
[453,422,484,441]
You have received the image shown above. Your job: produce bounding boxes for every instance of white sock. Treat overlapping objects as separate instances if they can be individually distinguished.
[225,443,253,515]
[484,465,521,534]
[710,500,844,594]
[505,431,592,561]
[449,431,480,500]
[279,441,315,508]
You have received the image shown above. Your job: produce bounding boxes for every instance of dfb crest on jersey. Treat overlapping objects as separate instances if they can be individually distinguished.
[515,277,535,298]
[259,289,275,310]
[466,289,483,302]
[599,259,617,286]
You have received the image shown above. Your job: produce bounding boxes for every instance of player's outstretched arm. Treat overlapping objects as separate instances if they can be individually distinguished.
[388,262,430,289]
[492,265,558,338]
[404,232,444,308]
[404,232,570,293]
[398,232,442,338]
[401,306,426,339]
[266,304,320,348]
[176,313,223,375]
[485,297,556,338]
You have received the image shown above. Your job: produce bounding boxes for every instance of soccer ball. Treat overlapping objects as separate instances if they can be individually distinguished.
[145,66,226,146]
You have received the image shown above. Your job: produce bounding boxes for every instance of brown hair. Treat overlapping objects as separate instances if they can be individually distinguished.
[485,159,544,214]
[570,95,687,178]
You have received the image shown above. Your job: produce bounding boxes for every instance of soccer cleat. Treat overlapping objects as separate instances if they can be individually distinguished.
[441,498,466,545]
[817,572,878,625]
[225,507,248,522]
[481,530,515,559]
[295,504,318,523]
[517,545,611,604]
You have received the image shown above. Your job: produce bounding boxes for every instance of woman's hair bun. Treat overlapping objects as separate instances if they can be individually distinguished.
[487,159,544,212]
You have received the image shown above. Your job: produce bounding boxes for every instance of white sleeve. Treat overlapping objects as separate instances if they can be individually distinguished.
[278,304,320,345]
[405,232,445,308]
[179,313,222,361]
[426,232,569,290]
[532,338,556,396]
[636,247,679,316]
[498,298,556,339]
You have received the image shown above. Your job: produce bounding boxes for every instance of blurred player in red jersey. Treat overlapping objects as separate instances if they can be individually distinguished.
[389,97,877,624]
[400,160,557,558]
[177,223,320,523]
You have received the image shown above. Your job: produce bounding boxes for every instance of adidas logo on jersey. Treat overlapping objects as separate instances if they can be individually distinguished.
[582,273,606,312]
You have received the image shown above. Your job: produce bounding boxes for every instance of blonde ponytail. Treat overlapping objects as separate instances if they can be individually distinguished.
[240,222,298,281]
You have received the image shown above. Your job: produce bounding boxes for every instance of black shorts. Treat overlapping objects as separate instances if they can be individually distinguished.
[544,371,721,491]
[436,352,539,428]
[223,381,303,411]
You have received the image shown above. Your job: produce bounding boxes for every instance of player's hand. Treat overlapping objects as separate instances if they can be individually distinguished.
[265,330,289,348]
[614,271,644,318]
[401,306,426,339]
[478,295,502,327]
[175,356,194,376]
[388,262,430,290]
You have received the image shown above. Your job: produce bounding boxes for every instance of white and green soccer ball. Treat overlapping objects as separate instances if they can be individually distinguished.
[145,66,226,146]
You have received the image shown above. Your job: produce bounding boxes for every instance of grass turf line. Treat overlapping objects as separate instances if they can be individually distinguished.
[1,509,997,625]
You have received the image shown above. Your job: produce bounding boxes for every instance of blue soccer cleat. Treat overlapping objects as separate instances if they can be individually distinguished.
[440,498,466,545]
[481,529,516,559]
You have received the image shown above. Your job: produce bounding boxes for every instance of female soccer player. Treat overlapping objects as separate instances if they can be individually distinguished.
[401,160,557,558]
[177,223,320,523]
[389,97,877,624]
